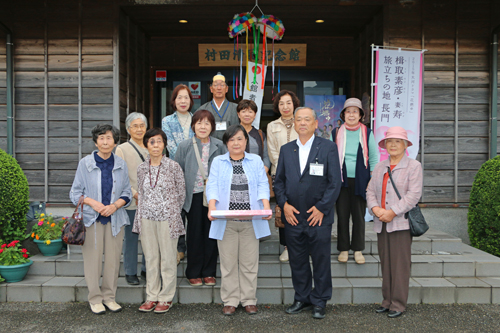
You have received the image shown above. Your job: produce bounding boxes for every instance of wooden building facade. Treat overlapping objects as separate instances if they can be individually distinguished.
[0,0,499,204]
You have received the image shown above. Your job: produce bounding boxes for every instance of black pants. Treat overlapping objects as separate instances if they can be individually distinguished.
[285,222,332,308]
[185,192,218,279]
[177,210,186,253]
[279,227,286,246]
[336,178,366,252]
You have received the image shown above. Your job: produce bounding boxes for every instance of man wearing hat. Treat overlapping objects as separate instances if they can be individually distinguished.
[196,72,239,140]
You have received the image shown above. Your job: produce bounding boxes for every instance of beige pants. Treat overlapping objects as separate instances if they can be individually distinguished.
[81,222,124,305]
[141,218,178,302]
[217,221,259,307]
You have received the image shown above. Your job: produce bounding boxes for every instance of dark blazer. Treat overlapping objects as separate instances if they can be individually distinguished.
[274,136,342,226]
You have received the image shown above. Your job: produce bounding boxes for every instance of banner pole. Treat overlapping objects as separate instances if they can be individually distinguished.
[370,44,375,130]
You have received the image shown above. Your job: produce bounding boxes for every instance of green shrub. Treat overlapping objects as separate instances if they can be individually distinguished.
[0,149,30,243]
[468,155,500,257]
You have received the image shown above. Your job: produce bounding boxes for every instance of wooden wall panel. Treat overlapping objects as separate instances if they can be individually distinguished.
[2,0,118,203]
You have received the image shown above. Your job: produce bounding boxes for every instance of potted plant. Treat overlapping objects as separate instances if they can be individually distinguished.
[0,240,32,283]
[30,213,66,256]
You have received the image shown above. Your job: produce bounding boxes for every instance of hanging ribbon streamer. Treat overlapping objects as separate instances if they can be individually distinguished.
[272,39,275,98]
[278,60,281,93]
[246,26,250,91]
[235,35,239,98]
[239,48,243,96]
[233,39,236,100]
[252,23,259,84]
[261,25,266,89]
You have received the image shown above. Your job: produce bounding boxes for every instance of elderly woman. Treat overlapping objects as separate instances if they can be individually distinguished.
[162,84,195,263]
[237,99,271,172]
[70,124,132,315]
[133,128,186,314]
[366,126,423,318]
[115,112,149,285]
[174,110,226,286]
[207,124,272,316]
[331,98,379,265]
[267,90,300,262]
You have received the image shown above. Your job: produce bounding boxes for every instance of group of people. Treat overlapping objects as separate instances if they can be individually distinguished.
[70,72,423,320]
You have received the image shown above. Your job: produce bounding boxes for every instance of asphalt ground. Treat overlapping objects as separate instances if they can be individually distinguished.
[0,303,499,333]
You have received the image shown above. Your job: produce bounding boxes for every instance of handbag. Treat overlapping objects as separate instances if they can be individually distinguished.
[387,167,429,237]
[274,205,285,228]
[61,195,86,245]
[192,137,208,207]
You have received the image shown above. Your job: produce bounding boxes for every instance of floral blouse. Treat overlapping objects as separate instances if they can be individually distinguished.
[133,155,186,239]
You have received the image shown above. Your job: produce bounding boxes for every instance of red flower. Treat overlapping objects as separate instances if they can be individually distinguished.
[0,244,6,248]
[21,248,28,254]
[7,242,15,248]
[23,254,29,259]
[0,249,3,254]
[13,240,19,244]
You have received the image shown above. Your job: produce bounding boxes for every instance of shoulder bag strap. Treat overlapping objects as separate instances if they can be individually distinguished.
[192,137,206,180]
[258,129,264,148]
[258,129,265,151]
[73,195,85,219]
[387,167,402,200]
[128,141,145,162]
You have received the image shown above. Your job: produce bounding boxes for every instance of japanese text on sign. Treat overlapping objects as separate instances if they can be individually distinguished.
[198,44,306,67]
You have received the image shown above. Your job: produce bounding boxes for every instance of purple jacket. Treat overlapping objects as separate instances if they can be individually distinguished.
[366,154,423,233]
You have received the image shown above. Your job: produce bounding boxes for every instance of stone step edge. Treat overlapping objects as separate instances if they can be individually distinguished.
[2,276,499,304]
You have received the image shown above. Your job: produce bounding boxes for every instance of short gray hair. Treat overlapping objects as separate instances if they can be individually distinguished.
[125,112,148,132]
[294,106,317,120]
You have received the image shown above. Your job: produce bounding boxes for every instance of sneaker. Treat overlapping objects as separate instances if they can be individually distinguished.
[139,300,158,312]
[279,248,289,262]
[338,251,348,263]
[154,301,172,314]
[354,251,365,264]
[188,278,203,286]
[103,301,122,313]
[90,303,106,315]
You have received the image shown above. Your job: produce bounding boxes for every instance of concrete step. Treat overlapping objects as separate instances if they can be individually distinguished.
[67,226,464,255]
[26,248,500,279]
[2,276,499,304]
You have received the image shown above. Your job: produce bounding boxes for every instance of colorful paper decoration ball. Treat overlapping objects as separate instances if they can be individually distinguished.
[228,12,257,38]
[258,15,285,40]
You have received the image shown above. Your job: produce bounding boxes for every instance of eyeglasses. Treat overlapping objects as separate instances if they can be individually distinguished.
[148,139,164,145]
[212,83,227,88]
[130,124,146,130]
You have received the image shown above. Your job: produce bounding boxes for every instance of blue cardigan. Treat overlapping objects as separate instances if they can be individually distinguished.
[206,152,271,240]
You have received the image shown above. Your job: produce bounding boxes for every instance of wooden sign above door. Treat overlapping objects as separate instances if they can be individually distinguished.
[199,44,306,67]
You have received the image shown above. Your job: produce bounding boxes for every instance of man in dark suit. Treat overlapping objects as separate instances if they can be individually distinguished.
[274,106,341,319]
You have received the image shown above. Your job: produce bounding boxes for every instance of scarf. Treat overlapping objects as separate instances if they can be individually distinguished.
[335,123,369,180]
[281,117,294,143]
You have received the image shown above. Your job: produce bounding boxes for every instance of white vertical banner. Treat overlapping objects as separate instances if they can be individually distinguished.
[243,61,267,129]
[374,49,423,161]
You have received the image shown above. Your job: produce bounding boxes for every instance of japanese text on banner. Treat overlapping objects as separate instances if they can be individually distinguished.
[374,49,422,160]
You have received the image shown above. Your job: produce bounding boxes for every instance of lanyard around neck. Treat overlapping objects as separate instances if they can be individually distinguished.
[211,100,229,121]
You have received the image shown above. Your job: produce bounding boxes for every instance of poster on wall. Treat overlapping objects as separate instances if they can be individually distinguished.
[243,61,267,129]
[189,82,201,99]
[374,48,423,161]
[305,95,346,140]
